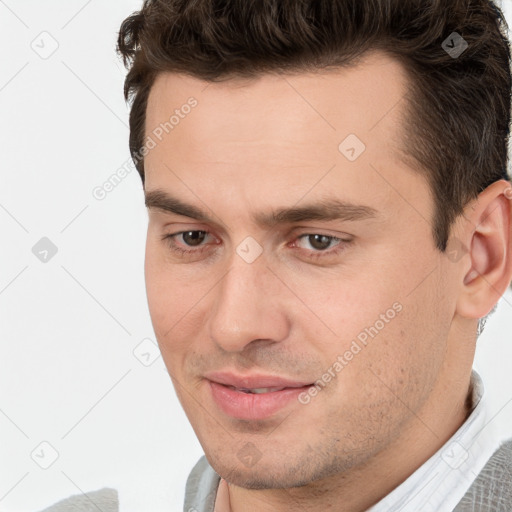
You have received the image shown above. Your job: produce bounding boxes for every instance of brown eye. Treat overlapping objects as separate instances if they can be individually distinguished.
[291,233,352,260]
[306,234,334,251]
[296,234,340,251]
[161,230,218,257]
[181,231,208,246]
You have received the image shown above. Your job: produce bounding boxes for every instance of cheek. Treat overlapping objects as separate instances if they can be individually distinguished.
[144,244,170,329]
[307,266,446,408]
[286,267,398,356]
[145,242,190,344]
[144,241,213,356]
[354,289,448,411]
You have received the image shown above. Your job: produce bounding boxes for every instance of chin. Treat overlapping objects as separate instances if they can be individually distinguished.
[208,453,338,490]
[222,469,312,490]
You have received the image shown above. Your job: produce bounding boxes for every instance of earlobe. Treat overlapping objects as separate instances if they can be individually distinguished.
[456,180,512,319]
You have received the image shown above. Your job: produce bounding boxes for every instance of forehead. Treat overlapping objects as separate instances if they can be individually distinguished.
[142,51,427,223]
[145,50,410,164]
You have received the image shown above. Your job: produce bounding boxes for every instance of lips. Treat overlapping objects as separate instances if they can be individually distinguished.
[205,371,313,420]
[204,371,312,390]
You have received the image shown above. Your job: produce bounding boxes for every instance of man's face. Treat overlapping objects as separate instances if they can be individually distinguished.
[143,51,460,488]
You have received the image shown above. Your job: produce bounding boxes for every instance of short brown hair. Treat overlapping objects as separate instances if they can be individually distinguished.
[117,0,511,254]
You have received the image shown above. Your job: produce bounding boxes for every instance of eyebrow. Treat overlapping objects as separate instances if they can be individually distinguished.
[145,189,380,228]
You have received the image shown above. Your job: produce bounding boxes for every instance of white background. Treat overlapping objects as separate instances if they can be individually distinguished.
[1,1,511,511]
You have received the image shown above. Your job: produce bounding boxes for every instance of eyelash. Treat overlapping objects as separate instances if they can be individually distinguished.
[160,231,352,260]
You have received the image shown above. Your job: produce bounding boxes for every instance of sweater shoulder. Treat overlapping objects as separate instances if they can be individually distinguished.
[453,438,512,511]
[183,455,221,512]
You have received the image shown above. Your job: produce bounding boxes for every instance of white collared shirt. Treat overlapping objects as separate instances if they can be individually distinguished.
[367,369,502,512]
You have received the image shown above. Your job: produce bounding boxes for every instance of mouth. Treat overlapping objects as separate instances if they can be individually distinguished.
[205,373,314,420]
[229,386,291,394]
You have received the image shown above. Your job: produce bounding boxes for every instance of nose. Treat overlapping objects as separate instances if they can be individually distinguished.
[207,254,290,353]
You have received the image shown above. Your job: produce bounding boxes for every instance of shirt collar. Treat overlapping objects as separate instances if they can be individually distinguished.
[366,369,501,512]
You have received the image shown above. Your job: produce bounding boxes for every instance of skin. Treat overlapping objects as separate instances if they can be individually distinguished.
[142,51,512,511]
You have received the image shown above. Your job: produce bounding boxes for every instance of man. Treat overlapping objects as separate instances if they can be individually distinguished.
[41,0,512,510]
[113,0,512,510]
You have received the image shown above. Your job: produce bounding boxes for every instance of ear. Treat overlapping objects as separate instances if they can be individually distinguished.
[455,180,512,319]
